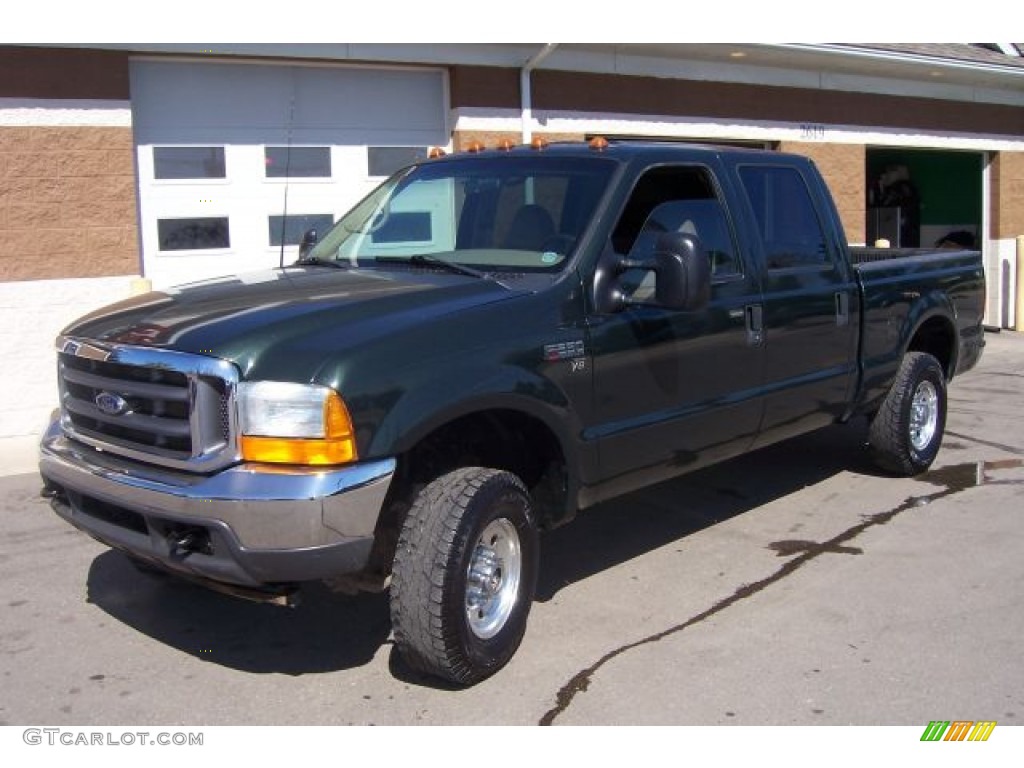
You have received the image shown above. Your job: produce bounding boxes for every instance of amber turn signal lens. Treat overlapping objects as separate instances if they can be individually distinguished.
[241,390,358,466]
[240,435,356,466]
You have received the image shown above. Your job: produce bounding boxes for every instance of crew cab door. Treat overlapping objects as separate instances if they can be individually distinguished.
[586,164,765,497]
[729,160,860,447]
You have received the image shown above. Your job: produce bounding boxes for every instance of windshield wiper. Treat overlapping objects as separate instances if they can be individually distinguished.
[413,254,491,280]
[294,256,349,269]
[378,254,491,281]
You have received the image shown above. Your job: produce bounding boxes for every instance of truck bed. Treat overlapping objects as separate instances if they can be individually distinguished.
[849,245,977,265]
[851,245,986,412]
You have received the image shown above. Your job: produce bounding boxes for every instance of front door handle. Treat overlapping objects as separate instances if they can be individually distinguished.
[835,291,850,327]
[746,304,764,346]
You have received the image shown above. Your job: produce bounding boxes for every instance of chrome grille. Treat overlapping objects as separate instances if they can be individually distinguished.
[56,337,239,471]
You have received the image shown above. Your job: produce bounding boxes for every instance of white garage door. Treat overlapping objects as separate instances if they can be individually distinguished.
[130,59,449,288]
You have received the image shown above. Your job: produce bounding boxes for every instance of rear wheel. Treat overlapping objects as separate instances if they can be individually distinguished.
[869,351,947,475]
[390,467,539,685]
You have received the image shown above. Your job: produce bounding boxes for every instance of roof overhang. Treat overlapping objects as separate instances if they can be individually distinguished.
[36,43,1024,107]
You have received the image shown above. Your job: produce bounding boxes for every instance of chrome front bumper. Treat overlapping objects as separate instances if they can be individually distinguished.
[39,421,395,589]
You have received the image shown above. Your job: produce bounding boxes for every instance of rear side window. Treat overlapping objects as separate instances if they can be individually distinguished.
[738,166,829,270]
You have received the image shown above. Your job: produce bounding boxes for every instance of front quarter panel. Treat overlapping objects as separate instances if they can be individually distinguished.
[311,285,595,485]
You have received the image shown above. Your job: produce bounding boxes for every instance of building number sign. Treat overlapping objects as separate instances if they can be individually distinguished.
[800,123,827,140]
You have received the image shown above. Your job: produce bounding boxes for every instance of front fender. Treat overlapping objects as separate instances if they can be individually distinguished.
[368,361,577,459]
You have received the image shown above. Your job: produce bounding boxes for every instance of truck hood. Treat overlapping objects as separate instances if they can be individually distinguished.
[62,266,523,381]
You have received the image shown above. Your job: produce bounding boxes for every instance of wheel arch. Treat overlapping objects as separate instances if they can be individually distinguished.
[905,310,957,381]
[364,400,576,581]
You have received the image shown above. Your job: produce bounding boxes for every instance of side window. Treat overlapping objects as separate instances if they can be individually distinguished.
[738,166,829,270]
[611,167,741,301]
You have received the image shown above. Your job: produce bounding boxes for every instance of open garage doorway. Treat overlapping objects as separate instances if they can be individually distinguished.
[866,148,983,250]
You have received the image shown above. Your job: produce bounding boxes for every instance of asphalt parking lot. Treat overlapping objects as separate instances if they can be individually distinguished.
[1,331,1022,726]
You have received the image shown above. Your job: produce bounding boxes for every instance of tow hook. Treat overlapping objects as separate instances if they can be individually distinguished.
[40,481,66,502]
[167,527,212,558]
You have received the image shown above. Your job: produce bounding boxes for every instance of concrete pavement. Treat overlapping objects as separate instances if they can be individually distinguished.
[1,331,1021,725]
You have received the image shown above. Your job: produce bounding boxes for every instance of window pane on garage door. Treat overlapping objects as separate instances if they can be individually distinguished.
[158,217,231,251]
[154,147,226,179]
[265,147,332,178]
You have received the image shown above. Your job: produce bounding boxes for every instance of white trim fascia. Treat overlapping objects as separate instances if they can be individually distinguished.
[550,52,1024,107]
[0,98,132,127]
[453,108,1024,152]
[774,43,1024,79]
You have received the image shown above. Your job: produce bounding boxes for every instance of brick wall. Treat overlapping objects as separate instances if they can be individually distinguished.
[779,141,866,244]
[0,126,139,281]
[991,151,1024,239]
[452,130,585,151]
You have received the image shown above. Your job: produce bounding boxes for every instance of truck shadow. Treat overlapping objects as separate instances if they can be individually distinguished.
[535,421,878,601]
[85,553,392,675]
[85,421,879,677]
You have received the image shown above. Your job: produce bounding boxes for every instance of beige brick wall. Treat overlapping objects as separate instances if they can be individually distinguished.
[452,130,585,152]
[991,151,1024,239]
[0,126,139,281]
[779,142,866,244]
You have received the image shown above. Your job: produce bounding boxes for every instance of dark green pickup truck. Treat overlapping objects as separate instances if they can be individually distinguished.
[40,141,985,684]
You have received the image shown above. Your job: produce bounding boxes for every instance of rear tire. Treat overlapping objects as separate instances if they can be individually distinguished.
[869,351,947,476]
[390,467,539,685]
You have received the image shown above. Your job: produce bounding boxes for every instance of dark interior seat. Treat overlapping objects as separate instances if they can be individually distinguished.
[502,204,556,251]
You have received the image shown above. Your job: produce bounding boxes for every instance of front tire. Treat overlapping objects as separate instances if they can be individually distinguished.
[869,351,947,475]
[390,467,539,685]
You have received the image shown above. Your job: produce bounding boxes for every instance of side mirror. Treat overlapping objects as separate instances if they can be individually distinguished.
[298,228,318,260]
[650,232,711,311]
[593,232,711,314]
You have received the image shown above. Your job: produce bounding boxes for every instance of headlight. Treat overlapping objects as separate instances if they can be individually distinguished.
[237,381,357,465]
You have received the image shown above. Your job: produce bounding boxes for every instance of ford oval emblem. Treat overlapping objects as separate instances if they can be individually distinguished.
[95,392,129,416]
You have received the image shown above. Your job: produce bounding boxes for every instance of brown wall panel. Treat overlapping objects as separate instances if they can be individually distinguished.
[449,65,1024,138]
[449,66,520,110]
[0,46,131,100]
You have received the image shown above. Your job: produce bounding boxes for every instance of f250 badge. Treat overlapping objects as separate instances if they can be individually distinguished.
[543,340,587,372]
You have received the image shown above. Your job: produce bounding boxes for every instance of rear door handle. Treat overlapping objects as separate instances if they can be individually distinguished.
[745,304,764,346]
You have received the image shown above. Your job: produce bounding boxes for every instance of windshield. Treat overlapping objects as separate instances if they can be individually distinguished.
[308,155,616,273]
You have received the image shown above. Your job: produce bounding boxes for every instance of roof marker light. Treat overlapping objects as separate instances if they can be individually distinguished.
[589,136,609,151]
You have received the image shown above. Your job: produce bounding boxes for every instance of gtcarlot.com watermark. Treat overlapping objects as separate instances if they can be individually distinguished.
[23,728,203,747]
